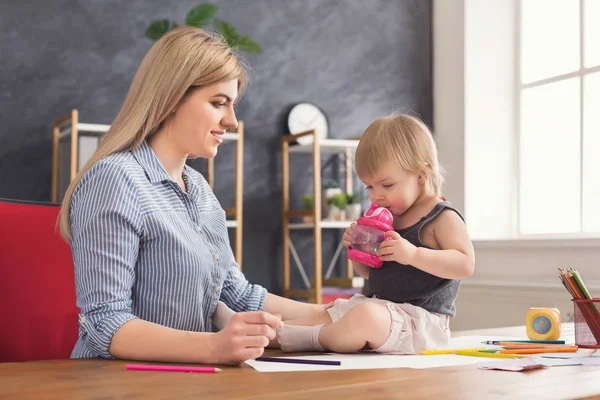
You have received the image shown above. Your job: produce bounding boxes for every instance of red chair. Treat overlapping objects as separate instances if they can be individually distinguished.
[0,198,78,362]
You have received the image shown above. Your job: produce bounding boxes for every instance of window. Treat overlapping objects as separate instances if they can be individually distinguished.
[518,0,600,235]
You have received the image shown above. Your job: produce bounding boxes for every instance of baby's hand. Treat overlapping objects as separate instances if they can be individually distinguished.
[343,222,357,248]
[377,231,417,265]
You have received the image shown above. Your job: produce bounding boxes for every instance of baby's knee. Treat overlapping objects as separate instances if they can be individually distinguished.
[345,302,391,332]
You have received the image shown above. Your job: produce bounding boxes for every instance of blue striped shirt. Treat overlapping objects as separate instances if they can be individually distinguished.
[69,140,266,359]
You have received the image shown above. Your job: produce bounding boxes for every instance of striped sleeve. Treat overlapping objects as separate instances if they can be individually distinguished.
[220,257,267,312]
[70,160,144,359]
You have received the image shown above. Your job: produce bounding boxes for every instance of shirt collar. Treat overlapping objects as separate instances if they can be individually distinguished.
[131,140,173,184]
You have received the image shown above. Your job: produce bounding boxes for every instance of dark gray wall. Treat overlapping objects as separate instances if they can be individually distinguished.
[0,0,432,294]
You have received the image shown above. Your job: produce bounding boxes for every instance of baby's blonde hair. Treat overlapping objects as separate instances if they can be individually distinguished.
[355,114,444,196]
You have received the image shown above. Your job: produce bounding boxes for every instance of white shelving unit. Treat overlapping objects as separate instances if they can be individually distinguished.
[288,138,359,154]
[281,129,362,304]
[288,220,352,230]
[52,110,245,267]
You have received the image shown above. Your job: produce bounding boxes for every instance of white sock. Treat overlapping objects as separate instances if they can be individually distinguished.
[277,324,326,352]
[213,301,236,330]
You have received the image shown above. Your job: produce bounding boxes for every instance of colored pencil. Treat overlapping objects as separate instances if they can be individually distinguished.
[255,357,341,366]
[481,340,565,345]
[126,364,221,373]
[559,268,600,342]
[454,350,527,359]
[498,347,578,355]
[419,348,487,355]
[499,344,575,350]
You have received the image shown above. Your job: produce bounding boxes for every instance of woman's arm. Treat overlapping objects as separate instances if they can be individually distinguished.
[70,161,143,360]
[111,313,282,364]
[263,293,325,320]
[110,319,214,362]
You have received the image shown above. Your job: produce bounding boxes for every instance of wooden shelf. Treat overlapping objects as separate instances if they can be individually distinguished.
[286,210,312,219]
[288,138,359,154]
[311,277,365,288]
[289,220,352,230]
[58,124,240,142]
[281,129,362,304]
[222,132,240,141]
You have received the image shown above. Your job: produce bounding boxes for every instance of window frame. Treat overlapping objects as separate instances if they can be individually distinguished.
[516,0,600,237]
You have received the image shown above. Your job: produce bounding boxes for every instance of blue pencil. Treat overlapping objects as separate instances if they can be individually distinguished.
[481,340,565,345]
[255,356,341,366]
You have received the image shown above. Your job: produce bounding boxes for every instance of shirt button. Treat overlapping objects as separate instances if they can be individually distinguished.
[214,286,220,294]
[80,316,87,324]
[213,254,219,260]
[196,224,202,233]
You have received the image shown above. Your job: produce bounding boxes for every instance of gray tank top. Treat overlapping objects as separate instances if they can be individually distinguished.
[365,201,464,317]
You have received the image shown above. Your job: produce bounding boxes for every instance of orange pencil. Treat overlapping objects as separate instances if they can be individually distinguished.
[498,347,578,355]
[499,344,576,350]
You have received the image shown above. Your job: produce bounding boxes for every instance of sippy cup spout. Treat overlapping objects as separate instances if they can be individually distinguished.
[356,204,394,232]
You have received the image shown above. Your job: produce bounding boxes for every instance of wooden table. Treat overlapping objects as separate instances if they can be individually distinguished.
[2,325,600,400]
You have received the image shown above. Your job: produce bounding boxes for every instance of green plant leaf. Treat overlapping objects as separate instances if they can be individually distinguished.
[145,19,178,41]
[213,19,239,47]
[185,2,219,27]
[237,35,262,53]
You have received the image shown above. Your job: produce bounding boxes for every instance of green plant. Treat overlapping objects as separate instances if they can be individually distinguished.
[145,2,262,54]
[332,193,348,209]
[302,194,313,210]
[345,193,361,204]
[324,180,340,190]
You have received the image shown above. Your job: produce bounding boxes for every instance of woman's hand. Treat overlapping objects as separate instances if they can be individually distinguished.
[376,231,417,265]
[209,311,283,365]
[343,222,357,248]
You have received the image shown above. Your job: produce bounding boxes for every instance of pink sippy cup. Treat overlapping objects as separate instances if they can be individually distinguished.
[347,203,394,268]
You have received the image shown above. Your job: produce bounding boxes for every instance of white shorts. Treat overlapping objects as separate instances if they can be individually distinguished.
[325,294,451,354]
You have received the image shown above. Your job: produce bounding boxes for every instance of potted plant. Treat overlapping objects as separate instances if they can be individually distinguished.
[328,193,348,221]
[302,194,313,223]
[323,180,342,216]
[145,2,262,54]
[345,193,362,221]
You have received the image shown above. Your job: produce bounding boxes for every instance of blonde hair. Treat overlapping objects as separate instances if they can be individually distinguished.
[355,114,444,196]
[58,26,248,241]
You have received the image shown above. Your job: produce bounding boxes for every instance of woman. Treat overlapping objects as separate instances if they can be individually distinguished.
[58,26,323,365]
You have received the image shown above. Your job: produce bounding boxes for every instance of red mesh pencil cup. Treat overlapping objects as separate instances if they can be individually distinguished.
[572,298,600,349]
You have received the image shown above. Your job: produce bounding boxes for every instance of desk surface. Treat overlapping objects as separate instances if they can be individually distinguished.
[2,325,600,400]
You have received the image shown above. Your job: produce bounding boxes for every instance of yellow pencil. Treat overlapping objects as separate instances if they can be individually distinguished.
[455,350,527,359]
[419,348,488,355]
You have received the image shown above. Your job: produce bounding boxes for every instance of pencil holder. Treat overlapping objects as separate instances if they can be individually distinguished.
[572,298,600,349]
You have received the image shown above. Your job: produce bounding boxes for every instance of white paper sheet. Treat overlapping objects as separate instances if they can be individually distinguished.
[475,356,600,370]
[245,352,484,372]
[534,357,589,367]
[477,357,546,371]
[245,335,591,373]
[538,350,598,359]
[246,335,517,373]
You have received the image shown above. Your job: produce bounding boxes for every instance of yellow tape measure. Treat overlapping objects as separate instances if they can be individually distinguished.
[526,307,561,340]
